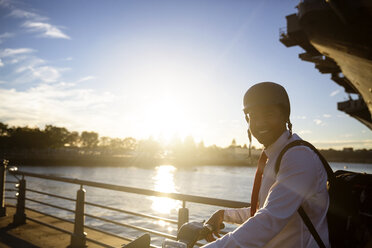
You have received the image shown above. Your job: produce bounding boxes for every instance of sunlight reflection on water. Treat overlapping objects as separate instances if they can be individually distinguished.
[151,165,181,214]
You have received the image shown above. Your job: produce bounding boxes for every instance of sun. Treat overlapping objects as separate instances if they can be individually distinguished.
[143,95,192,143]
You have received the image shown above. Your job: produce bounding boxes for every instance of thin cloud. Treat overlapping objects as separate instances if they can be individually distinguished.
[22,21,70,39]
[340,133,353,138]
[295,115,307,120]
[323,114,331,118]
[29,65,61,83]
[0,84,114,131]
[0,59,3,67]
[10,54,66,84]
[298,130,312,135]
[10,57,24,64]
[15,65,63,83]
[313,119,323,125]
[0,48,35,57]
[330,89,341,97]
[76,76,95,83]
[2,1,70,40]
[0,32,13,38]
[0,32,14,44]
[3,49,72,85]
[0,0,11,8]
[312,139,372,149]
[9,9,47,21]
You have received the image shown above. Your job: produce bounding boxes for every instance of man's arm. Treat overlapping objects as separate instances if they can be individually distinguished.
[224,208,251,224]
[202,146,319,247]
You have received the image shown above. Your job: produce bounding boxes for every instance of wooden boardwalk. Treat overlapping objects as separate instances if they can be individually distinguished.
[0,206,131,248]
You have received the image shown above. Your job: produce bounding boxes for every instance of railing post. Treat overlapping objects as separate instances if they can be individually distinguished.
[0,159,8,217]
[69,185,87,248]
[178,200,189,230]
[13,176,26,225]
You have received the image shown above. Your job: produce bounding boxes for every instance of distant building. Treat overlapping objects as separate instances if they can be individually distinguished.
[227,144,260,161]
[343,147,354,152]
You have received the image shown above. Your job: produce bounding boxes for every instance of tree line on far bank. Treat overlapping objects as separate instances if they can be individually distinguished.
[0,122,245,166]
[0,122,135,150]
[0,122,371,165]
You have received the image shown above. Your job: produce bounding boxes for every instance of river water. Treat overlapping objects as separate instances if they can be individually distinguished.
[5,162,372,246]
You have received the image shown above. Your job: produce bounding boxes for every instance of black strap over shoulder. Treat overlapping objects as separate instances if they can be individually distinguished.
[298,206,326,248]
[275,140,334,181]
[275,139,333,248]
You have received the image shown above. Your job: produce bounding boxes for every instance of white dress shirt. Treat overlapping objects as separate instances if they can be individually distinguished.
[202,131,330,248]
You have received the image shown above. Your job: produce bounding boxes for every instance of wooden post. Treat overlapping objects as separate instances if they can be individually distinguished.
[0,159,8,217]
[69,185,87,248]
[178,200,189,230]
[13,177,26,225]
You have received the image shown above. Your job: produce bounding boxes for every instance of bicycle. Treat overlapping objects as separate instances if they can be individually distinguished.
[123,221,224,248]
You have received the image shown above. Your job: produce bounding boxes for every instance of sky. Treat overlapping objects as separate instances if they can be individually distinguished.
[0,0,371,149]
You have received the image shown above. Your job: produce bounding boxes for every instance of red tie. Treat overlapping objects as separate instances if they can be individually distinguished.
[250,151,268,216]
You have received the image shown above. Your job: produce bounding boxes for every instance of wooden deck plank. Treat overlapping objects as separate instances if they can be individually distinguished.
[0,206,131,248]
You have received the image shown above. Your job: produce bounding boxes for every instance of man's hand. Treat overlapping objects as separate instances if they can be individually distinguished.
[205,209,225,242]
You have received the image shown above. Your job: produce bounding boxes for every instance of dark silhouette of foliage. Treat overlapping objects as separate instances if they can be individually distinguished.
[66,131,80,147]
[8,126,48,149]
[44,125,70,148]
[0,121,370,166]
[81,131,99,148]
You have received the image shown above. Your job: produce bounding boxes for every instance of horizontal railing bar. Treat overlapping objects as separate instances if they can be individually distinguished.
[5,197,17,200]
[25,205,174,246]
[26,198,75,213]
[25,207,157,248]
[26,216,114,248]
[25,188,178,225]
[85,201,178,225]
[84,228,160,248]
[85,223,132,242]
[27,188,76,202]
[5,181,18,184]
[5,189,17,192]
[84,224,160,248]
[85,213,177,240]
[27,189,178,227]
[26,206,74,224]
[12,170,249,208]
[26,216,73,235]
[25,188,177,225]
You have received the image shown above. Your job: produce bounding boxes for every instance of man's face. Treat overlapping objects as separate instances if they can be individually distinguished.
[247,105,287,147]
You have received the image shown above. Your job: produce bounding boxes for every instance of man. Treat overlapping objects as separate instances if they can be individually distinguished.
[202,82,330,247]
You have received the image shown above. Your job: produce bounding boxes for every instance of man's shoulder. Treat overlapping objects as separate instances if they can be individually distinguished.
[281,134,317,156]
[279,138,322,172]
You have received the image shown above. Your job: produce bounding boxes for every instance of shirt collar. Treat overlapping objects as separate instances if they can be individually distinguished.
[264,130,290,161]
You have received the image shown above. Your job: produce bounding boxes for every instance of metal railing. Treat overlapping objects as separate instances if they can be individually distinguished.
[1,160,249,248]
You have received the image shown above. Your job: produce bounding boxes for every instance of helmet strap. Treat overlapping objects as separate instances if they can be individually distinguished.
[248,128,252,158]
[287,119,293,139]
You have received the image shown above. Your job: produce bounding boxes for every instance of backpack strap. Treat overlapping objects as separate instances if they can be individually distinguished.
[275,140,335,181]
[275,139,333,248]
[298,206,326,248]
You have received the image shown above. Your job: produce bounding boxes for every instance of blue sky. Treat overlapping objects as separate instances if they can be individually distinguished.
[0,0,371,149]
